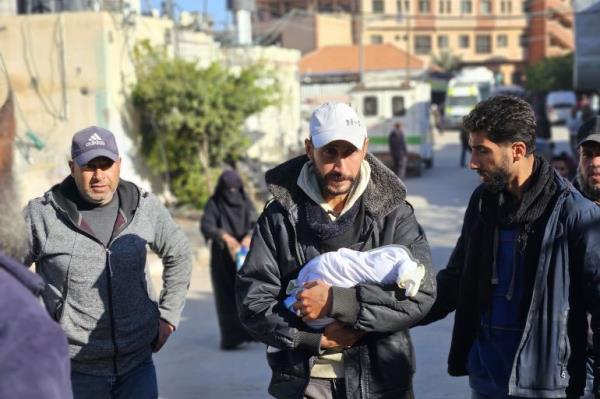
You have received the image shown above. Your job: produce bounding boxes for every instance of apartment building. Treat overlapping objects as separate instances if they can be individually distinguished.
[526,0,574,64]
[253,0,356,53]
[360,0,528,83]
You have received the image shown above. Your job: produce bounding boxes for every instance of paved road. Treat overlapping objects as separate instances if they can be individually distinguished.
[152,127,570,399]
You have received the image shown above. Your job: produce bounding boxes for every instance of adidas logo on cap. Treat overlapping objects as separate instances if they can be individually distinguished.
[86,132,106,147]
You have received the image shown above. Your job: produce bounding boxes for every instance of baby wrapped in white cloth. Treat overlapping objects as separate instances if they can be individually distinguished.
[283,245,426,329]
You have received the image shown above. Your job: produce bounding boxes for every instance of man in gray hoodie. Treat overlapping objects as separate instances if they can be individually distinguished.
[24,126,193,399]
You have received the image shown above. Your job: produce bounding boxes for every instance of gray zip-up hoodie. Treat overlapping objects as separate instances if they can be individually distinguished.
[24,176,192,376]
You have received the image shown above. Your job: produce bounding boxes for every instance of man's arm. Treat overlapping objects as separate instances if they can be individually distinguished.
[23,201,45,267]
[0,267,72,399]
[236,206,324,355]
[147,194,193,329]
[572,204,600,398]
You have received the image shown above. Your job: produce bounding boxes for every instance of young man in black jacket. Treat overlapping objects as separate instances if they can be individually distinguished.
[236,102,436,399]
[420,96,600,398]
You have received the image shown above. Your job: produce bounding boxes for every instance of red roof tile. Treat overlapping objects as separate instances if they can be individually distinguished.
[300,43,424,75]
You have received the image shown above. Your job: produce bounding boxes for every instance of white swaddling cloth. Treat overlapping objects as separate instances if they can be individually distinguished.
[284,245,426,329]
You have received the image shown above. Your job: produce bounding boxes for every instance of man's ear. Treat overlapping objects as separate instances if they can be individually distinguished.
[362,138,369,157]
[512,141,527,162]
[305,139,314,161]
[68,160,75,176]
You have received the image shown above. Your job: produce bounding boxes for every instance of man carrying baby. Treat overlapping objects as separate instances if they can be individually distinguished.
[236,102,436,399]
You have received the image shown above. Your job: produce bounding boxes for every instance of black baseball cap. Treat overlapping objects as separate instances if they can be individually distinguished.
[577,116,600,147]
[71,126,119,166]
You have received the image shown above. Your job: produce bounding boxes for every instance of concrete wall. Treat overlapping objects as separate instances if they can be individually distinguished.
[0,93,15,182]
[224,46,302,164]
[0,0,16,15]
[315,13,353,48]
[0,12,174,203]
[178,30,222,69]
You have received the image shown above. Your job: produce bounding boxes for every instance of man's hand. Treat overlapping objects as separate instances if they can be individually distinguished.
[153,319,175,353]
[320,321,366,350]
[240,234,252,249]
[294,280,333,322]
[221,233,241,258]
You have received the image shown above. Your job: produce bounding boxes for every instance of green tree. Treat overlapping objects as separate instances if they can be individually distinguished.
[525,53,573,92]
[131,41,279,208]
[431,50,462,73]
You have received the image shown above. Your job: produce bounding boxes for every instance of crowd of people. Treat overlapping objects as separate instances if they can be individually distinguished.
[2,95,600,399]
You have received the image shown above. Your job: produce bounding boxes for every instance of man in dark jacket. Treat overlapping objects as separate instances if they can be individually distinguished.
[24,126,193,399]
[236,102,436,399]
[389,122,408,178]
[0,182,72,399]
[420,96,600,398]
[573,116,600,399]
[575,116,600,206]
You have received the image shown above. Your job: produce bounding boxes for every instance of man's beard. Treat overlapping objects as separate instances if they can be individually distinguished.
[315,169,357,197]
[480,158,510,194]
[576,168,600,202]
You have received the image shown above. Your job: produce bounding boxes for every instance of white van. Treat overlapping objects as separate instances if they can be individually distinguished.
[546,91,576,125]
[443,67,495,129]
[351,81,433,176]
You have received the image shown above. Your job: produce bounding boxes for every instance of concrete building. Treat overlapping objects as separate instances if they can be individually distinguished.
[573,0,600,90]
[224,45,302,163]
[253,0,531,84]
[359,0,528,84]
[0,0,17,15]
[0,12,176,202]
[526,0,574,65]
[255,0,354,17]
[253,0,356,53]
[299,43,425,121]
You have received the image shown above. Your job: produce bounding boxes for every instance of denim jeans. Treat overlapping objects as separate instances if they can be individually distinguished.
[71,358,158,399]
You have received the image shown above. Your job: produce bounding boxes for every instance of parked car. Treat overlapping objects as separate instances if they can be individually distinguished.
[546,91,576,125]
[491,85,528,100]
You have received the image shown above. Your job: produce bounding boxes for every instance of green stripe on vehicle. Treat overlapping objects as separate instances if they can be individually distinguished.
[369,136,423,145]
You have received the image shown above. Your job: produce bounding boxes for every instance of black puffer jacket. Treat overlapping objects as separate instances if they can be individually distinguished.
[236,154,436,399]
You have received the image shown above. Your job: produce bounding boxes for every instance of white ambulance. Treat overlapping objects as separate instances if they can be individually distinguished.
[351,80,433,177]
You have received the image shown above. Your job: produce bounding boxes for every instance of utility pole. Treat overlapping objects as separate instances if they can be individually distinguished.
[357,0,364,84]
[405,5,410,82]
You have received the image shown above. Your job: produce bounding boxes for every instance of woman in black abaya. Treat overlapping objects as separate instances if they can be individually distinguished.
[200,170,257,350]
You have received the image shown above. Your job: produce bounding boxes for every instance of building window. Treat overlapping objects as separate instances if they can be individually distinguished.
[459,34,470,48]
[392,96,406,116]
[496,34,508,47]
[481,0,492,14]
[476,35,492,53]
[437,35,449,49]
[418,0,430,13]
[500,0,512,13]
[439,0,452,13]
[372,0,385,13]
[461,0,472,13]
[371,34,383,44]
[364,97,378,116]
[415,35,432,54]
[398,0,411,12]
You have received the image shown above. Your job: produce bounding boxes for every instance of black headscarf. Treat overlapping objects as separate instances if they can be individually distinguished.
[213,170,252,241]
